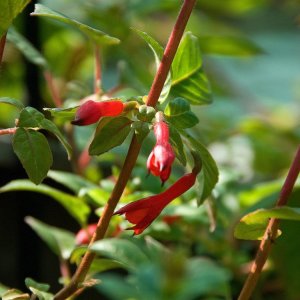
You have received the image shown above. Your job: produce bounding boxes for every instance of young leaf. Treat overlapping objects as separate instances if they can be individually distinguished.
[133,28,171,102]
[25,217,76,260]
[18,107,72,159]
[169,126,186,166]
[164,97,199,129]
[12,128,53,185]
[91,238,150,270]
[0,180,90,225]
[31,4,120,45]
[234,206,300,240]
[0,0,31,37]
[7,27,49,69]
[171,32,212,105]
[182,133,218,204]
[0,97,24,110]
[25,278,49,293]
[89,117,132,156]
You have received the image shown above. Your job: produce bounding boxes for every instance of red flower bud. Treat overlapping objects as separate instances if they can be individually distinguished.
[147,121,175,184]
[114,172,197,235]
[71,100,124,126]
[75,223,97,245]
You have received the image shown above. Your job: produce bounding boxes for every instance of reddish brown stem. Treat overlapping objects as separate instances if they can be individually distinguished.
[0,127,17,135]
[94,44,102,95]
[43,71,62,107]
[0,32,7,66]
[54,1,196,299]
[238,145,300,300]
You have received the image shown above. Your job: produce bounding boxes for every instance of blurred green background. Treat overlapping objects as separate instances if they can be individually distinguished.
[0,0,299,299]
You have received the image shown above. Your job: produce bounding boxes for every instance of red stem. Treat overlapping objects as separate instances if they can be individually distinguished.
[0,33,7,66]
[54,1,196,299]
[238,145,300,300]
[43,71,62,107]
[0,127,17,135]
[94,44,102,95]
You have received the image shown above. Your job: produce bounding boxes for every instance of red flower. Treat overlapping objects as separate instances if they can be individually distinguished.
[147,121,175,184]
[71,100,124,126]
[114,172,197,235]
[75,223,97,245]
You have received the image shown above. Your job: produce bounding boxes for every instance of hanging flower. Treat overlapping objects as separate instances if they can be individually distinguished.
[147,117,175,184]
[71,100,124,126]
[75,223,97,245]
[114,171,197,235]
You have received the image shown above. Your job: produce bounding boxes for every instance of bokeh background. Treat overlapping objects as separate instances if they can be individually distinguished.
[0,0,299,299]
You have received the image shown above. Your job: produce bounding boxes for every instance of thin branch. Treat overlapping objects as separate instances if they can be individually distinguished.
[54,1,196,299]
[238,145,300,300]
[0,32,7,66]
[94,44,102,95]
[43,70,63,107]
[0,127,17,135]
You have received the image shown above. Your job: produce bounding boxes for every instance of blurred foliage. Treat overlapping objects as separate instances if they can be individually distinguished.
[0,0,299,299]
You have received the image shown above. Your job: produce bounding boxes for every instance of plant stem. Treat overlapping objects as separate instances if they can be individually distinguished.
[43,71,62,107]
[0,127,17,135]
[54,1,196,299]
[94,44,102,95]
[0,32,7,66]
[238,145,300,300]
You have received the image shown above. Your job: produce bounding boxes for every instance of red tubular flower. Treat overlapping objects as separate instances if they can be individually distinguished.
[75,223,97,245]
[114,172,197,235]
[71,100,124,126]
[147,120,175,184]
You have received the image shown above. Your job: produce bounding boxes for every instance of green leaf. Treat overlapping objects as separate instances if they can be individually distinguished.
[89,117,132,156]
[0,180,90,225]
[7,27,49,69]
[25,278,49,293]
[12,128,53,185]
[133,28,171,102]
[2,289,30,300]
[43,107,77,122]
[0,0,31,37]
[18,107,72,159]
[234,206,300,240]
[0,97,24,110]
[0,283,9,297]
[47,170,97,194]
[199,36,264,57]
[31,4,120,45]
[169,126,186,166]
[91,238,150,270]
[171,32,212,105]
[164,97,199,129]
[25,217,75,260]
[182,133,219,203]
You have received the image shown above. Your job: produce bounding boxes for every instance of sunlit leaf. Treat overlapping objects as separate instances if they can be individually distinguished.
[0,180,90,225]
[171,32,212,105]
[89,117,132,156]
[182,132,219,204]
[12,128,53,185]
[91,238,150,270]
[31,4,120,45]
[7,27,49,69]
[0,283,9,297]
[164,97,199,129]
[0,97,24,110]
[2,289,29,300]
[0,0,31,37]
[234,206,300,240]
[18,107,72,159]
